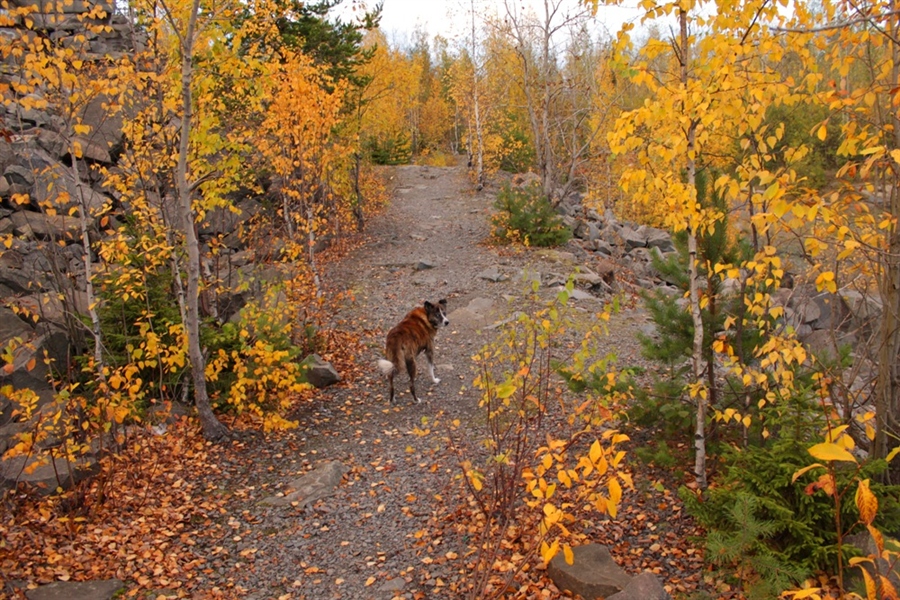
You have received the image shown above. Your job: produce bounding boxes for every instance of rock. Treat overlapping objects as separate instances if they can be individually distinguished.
[618,226,647,251]
[547,544,632,600]
[606,572,672,600]
[592,239,613,255]
[511,172,541,188]
[447,297,494,329]
[258,460,348,507]
[573,219,591,240]
[25,579,124,600]
[1,450,99,494]
[302,354,340,388]
[379,577,406,592]
[199,198,260,237]
[31,162,112,215]
[5,163,36,186]
[414,259,435,271]
[477,266,509,283]
[795,297,821,324]
[10,211,81,240]
[810,291,851,331]
[645,227,675,252]
[846,532,900,594]
[802,329,853,364]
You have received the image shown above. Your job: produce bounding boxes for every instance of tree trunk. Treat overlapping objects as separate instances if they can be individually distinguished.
[71,156,107,386]
[175,0,229,441]
[874,6,900,480]
[471,0,485,189]
[679,8,707,490]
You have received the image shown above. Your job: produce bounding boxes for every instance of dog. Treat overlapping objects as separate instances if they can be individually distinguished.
[377,299,449,404]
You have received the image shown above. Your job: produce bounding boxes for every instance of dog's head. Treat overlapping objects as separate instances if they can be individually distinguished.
[424,298,450,329]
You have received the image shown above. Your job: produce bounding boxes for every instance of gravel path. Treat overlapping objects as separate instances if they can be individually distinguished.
[193,165,656,600]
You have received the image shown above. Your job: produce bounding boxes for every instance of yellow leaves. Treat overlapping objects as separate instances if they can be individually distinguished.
[539,540,560,565]
[814,271,837,294]
[856,479,878,526]
[807,442,856,464]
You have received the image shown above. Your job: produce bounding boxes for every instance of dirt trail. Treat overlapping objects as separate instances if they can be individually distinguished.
[201,165,652,600]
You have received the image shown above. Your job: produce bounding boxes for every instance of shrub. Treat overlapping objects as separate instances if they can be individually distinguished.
[681,427,900,595]
[491,183,571,247]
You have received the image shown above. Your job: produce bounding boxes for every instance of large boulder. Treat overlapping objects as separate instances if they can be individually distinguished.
[606,572,672,600]
[547,544,632,600]
[302,354,341,389]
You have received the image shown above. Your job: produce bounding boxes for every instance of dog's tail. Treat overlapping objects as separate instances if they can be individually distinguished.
[377,359,395,376]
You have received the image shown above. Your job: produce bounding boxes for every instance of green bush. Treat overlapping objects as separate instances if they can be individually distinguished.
[491,183,571,247]
[364,132,411,165]
[681,429,900,596]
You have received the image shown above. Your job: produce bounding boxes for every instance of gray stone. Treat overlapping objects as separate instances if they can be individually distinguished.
[10,211,81,240]
[0,305,36,343]
[795,297,821,324]
[645,227,675,253]
[2,450,99,493]
[199,198,259,237]
[77,95,123,155]
[811,292,851,331]
[11,0,115,15]
[547,544,632,600]
[32,161,112,215]
[802,328,853,364]
[606,572,672,600]
[592,239,613,255]
[414,259,435,271]
[302,354,341,388]
[5,163,35,186]
[25,579,124,600]
[379,577,406,592]
[618,226,647,251]
[258,460,348,507]
[846,532,900,594]
[573,219,591,240]
[477,266,508,283]
[447,297,494,328]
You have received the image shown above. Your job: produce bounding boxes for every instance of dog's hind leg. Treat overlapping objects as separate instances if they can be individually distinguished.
[388,369,396,404]
[425,346,440,384]
[406,357,420,403]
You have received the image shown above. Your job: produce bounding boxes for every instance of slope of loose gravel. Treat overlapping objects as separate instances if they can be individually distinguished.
[188,165,688,600]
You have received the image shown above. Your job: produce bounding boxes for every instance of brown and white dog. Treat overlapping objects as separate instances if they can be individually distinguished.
[377,299,449,404]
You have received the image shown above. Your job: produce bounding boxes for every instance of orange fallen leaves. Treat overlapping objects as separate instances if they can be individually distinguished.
[0,420,230,596]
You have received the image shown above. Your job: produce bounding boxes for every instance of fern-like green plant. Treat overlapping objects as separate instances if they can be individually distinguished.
[701,492,809,600]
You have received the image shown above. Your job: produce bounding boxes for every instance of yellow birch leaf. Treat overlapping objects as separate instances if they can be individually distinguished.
[589,440,603,465]
[563,544,574,566]
[808,442,857,463]
[792,463,826,483]
[856,479,878,526]
[857,567,877,600]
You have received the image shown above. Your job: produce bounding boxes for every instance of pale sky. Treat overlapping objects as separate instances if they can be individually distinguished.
[343,0,645,47]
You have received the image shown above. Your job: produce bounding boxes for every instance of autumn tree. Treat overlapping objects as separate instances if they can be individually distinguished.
[502,0,596,199]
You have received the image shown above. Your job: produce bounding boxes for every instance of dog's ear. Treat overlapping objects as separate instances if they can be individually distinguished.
[423,300,434,310]
[438,298,447,307]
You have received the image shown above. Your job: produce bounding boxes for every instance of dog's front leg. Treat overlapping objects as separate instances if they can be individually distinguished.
[426,347,440,384]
